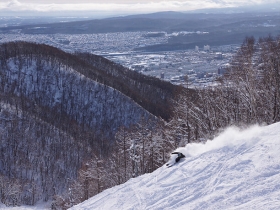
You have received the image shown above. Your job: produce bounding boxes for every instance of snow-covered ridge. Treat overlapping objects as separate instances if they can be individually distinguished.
[70,122,280,210]
[2,54,152,132]
[0,42,157,205]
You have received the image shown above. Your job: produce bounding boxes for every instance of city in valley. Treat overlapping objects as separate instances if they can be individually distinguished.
[0,31,238,87]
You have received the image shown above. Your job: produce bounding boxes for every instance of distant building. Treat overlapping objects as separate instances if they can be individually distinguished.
[216,53,223,60]
[195,46,199,51]
[204,45,210,51]
[218,63,230,75]
[131,65,145,72]
[160,72,165,79]
[205,73,213,78]
[143,32,166,38]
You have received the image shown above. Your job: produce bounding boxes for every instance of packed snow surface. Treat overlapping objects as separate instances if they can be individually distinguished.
[70,123,280,210]
[0,202,50,210]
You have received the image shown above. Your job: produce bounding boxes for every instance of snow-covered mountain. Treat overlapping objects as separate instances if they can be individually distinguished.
[0,41,179,205]
[70,122,280,210]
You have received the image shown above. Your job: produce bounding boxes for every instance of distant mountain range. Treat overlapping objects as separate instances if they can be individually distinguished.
[1,11,279,50]
[1,11,279,34]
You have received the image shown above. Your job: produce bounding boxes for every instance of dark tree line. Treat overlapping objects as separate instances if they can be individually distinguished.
[0,41,181,122]
[52,117,177,209]
[75,52,182,120]
[0,41,159,142]
[0,103,83,206]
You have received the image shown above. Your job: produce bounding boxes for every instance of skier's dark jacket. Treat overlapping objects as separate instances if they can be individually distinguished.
[172,152,186,162]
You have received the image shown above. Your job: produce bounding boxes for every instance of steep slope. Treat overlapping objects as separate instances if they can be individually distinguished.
[0,101,80,204]
[0,41,165,205]
[0,42,155,139]
[71,122,280,210]
[0,42,179,121]
[75,52,179,120]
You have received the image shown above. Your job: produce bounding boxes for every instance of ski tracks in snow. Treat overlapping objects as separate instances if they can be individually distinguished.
[129,180,147,210]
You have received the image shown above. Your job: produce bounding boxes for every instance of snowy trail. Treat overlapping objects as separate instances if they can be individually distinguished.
[70,122,280,210]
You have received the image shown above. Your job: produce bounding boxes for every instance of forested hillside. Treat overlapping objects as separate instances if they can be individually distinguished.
[1,34,279,209]
[74,52,179,120]
[170,35,280,145]
[0,42,180,206]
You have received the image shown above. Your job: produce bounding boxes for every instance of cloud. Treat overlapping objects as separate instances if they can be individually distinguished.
[1,0,279,13]
[1,0,26,10]
[7,0,21,7]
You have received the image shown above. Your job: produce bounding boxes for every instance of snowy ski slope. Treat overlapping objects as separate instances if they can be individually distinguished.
[70,123,280,210]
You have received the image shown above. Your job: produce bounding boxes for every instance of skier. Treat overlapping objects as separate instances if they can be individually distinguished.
[166,151,185,167]
[172,152,186,162]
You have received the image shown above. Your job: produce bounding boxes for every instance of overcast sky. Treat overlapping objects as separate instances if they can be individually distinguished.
[0,0,279,16]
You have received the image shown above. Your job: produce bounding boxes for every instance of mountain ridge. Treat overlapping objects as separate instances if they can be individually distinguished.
[0,41,178,205]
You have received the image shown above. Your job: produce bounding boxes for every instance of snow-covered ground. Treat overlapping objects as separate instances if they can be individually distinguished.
[0,202,51,210]
[70,123,280,210]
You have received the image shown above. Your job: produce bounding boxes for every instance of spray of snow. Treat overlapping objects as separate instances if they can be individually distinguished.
[175,124,263,157]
